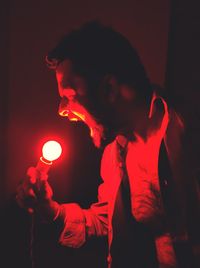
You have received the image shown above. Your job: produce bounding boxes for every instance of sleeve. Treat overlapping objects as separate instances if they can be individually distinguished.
[58,190,108,248]
[58,145,112,248]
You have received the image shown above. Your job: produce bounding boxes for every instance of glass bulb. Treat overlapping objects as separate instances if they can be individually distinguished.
[42,140,62,161]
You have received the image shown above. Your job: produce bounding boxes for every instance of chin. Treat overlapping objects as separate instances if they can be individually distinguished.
[65,115,104,148]
[89,124,105,148]
[92,136,102,148]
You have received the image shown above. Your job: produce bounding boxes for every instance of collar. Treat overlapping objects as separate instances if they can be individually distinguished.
[115,92,169,145]
[148,91,169,119]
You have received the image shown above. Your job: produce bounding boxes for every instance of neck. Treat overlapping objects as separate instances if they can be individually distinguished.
[124,100,150,141]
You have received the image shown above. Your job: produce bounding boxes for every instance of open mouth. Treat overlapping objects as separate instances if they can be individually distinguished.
[58,98,104,148]
[58,98,95,135]
[59,108,85,122]
[59,106,95,138]
[58,98,85,122]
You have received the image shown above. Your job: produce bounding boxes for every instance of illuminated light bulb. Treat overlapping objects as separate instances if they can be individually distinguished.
[42,141,62,161]
[36,140,62,177]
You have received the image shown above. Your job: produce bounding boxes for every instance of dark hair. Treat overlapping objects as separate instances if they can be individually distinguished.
[46,21,153,103]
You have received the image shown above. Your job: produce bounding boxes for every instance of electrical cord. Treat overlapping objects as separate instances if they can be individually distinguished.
[30,214,35,268]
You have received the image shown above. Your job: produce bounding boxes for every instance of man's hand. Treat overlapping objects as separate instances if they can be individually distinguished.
[16,167,60,221]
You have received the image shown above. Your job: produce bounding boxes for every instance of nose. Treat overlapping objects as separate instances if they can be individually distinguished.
[62,88,76,100]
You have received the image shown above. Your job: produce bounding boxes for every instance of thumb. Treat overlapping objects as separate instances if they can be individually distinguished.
[27,167,39,184]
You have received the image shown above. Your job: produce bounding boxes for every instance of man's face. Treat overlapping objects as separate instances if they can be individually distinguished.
[56,59,107,148]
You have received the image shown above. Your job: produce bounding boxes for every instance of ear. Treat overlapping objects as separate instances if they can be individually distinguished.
[102,75,119,103]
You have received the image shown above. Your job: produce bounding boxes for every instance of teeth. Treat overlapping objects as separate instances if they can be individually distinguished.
[70,118,78,121]
[59,109,69,117]
[72,111,85,121]
[68,112,80,121]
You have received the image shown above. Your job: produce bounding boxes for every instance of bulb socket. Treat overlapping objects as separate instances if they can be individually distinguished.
[36,157,52,176]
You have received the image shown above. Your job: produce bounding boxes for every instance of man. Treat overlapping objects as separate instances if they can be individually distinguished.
[16,22,199,267]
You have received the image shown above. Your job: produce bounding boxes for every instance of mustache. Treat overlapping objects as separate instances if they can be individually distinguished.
[58,97,102,127]
[58,97,88,119]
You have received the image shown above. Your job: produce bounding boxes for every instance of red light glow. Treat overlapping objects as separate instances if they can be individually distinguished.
[42,140,62,161]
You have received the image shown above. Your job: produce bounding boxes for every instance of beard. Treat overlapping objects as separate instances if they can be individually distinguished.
[58,90,135,148]
[58,97,107,148]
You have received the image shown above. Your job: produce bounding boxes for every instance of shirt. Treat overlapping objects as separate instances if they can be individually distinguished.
[56,93,185,267]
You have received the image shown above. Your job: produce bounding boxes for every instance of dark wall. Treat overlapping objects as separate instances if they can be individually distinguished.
[165,3,200,264]
[0,1,10,205]
[166,0,200,173]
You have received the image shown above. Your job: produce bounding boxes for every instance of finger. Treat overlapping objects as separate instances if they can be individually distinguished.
[40,172,48,181]
[27,167,39,184]
[16,192,35,214]
[23,168,41,196]
[37,180,53,200]
[21,178,36,197]
[27,167,48,185]
[27,188,37,198]
[16,184,37,209]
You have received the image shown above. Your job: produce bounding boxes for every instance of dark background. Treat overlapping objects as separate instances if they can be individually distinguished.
[1,0,200,267]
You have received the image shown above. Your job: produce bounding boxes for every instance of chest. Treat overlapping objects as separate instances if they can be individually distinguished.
[126,136,161,180]
[101,136,162,194]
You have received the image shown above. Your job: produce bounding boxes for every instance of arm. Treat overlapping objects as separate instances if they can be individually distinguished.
[56,184,108,248]
[16,167,109,248]
[46,143,114,248]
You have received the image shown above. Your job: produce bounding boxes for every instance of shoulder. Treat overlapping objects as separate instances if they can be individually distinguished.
[100,140,117,181]
[101,140,116,166]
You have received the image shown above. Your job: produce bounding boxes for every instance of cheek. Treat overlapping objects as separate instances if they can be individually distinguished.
[121,85,136,101]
